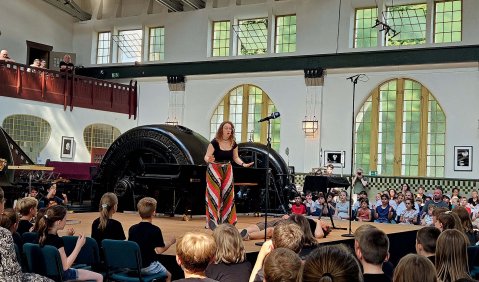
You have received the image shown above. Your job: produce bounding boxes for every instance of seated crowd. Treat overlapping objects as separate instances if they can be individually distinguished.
[1,182,479,282]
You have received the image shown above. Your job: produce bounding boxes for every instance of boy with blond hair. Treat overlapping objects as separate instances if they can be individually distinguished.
[128,197,175,282]
[16,196,38,235]
[174,232,218,281]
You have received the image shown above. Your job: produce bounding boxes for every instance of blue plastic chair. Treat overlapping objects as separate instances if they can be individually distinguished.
[468,245,479,277]
[23,243,64,281]
[102,239,167,282]
[22,232,39,244]
[62,236,100,270]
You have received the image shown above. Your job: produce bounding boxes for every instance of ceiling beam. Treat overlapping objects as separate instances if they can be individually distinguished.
[42,0,91,21]
[75,45,479,80]
[155,0,183,12]
[182,0,205,9]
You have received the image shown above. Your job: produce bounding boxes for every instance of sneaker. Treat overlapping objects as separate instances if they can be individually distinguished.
[208,219,217,231]
[240,229,249,240]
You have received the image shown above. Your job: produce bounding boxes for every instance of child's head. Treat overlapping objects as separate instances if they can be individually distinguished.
[435,229,470,282]
[98,192,119,230]
[404,199,415,210]
[327,193,334,202]
[38,205,67,246]
[16,196,38,216]
[358,191,367,199]
[388,189,397,198]
[443,195,450,204]
[318,195,326,204]
[32,207,47,232]
[376,193,381,200]
[176,232,215,274]
[396,193,404,203]
[452,187,460,197]
[212,224,246,264]
[0,208,19,232]
[340,190,347,201]
[302,244,362,282]
[137,197,157,219]
[451,196,459,206]
[427,204,435,215]
[416,197,423,206]
[28,186,39,198]
[360,199,369,209]
[294,195,302,205]
[272,221,304,253]
[435,211,462,232]
[305,191,312,200]
[460,197,468,207]
[417,186,425,194]
[264,248,302,282]
[356,228,389,266]
[393,254,437,282]
[381,194,390,204]
[416,226,440,255]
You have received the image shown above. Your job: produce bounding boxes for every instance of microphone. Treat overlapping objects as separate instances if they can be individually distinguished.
[258,112,280,122]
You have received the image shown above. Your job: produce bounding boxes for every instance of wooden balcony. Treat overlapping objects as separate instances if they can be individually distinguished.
[0,61,137,119]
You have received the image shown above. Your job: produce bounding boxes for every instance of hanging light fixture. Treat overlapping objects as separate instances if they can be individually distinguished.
[166,75,185,126]
[302,69,323,137]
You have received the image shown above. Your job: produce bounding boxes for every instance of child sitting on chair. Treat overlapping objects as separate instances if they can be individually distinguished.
[128,197,175,282]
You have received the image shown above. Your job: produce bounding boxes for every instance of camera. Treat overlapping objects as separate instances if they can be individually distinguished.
[357,172,362,176]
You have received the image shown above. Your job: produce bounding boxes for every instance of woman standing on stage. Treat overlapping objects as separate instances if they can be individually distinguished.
[204,121,253,229]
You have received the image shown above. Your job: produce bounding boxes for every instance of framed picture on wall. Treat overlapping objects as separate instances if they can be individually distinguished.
[324,150,345,168]
[454,146,472,171]
[61,136,74,159]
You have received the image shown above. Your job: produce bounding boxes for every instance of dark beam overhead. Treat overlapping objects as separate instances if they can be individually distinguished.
[155,0,183,12]
[42,0,91,21]
[182,0,205,9]
[76,45,479,80]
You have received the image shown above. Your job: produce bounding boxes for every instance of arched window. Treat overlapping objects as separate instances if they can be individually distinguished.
[83,124,121,153]
[2,115,52,162]
[210,84,280,151]
[355,78,445,177]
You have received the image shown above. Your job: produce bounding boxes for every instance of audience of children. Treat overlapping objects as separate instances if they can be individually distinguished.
[5,182,479,282]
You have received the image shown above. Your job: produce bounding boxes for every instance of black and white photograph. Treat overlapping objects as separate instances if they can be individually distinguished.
[454,146,472,171]
[324,150,345,168]
[61,136,74,159]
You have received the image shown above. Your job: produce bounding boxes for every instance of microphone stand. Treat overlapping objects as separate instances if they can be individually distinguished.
[342,74,362,238]
[255,118,272,246]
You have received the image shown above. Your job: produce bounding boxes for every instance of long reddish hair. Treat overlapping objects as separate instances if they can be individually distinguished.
[215,121,235,143]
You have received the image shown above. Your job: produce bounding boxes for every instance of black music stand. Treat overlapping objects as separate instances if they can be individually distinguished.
[303,175,349,230]
[255,118,274,246]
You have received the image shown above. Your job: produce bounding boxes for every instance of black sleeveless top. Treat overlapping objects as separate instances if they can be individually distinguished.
[211,139,237,162]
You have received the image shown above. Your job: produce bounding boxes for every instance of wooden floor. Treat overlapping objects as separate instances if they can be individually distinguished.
[63,212,421,256]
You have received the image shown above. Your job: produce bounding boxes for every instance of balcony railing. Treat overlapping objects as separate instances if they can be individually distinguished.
[0,61,137,119]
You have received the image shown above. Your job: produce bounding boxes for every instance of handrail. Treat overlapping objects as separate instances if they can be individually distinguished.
[0,61,137,119]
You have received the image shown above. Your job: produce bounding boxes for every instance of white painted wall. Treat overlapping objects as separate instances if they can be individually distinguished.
[0,96,138,163]
[0,0,75,63]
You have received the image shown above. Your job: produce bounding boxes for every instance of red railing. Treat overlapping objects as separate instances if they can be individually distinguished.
[0,61,137,119]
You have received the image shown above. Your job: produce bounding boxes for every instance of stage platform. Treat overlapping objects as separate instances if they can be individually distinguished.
[63,212,421,279]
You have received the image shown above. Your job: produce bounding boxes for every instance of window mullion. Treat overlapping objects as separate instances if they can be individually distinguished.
[418,86,429,176]
[370,88,380,172]
[241,85,249,142]
[224,95,230,123]
[394,78,404,176]
[260,92,268,143]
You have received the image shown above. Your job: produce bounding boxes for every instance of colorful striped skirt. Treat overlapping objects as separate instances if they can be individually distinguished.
[206,162,237,225]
